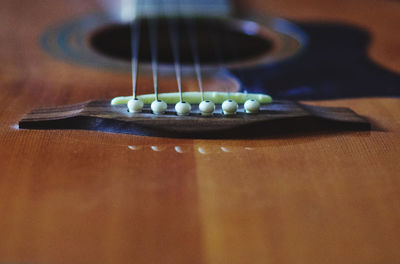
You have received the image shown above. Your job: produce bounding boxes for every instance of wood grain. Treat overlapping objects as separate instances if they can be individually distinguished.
[0,0,399,264]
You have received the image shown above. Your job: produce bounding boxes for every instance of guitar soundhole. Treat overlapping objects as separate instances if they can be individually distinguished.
[89,18,274,66]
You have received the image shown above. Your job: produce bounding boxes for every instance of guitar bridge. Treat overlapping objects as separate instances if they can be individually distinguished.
[19,100,370,139]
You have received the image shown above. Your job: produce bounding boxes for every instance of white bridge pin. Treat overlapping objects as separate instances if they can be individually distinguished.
[199,100,215,116]
[244,99,260,114]
[151,100,167,115]
[222,99,238,115]
[127,98,144,113]
[175,101,191,116]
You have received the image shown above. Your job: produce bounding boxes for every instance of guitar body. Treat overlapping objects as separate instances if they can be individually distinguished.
[0,0,399,263]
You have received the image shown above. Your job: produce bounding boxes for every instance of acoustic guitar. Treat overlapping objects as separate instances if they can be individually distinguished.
[0,0,399,263]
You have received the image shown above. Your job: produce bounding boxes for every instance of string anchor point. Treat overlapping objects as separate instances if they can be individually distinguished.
[151,100,168,115]
[199,100,215,116]
[244,99,260,114]
[175,101,191,116]
[222,99,238,115]
[127,98,144,113]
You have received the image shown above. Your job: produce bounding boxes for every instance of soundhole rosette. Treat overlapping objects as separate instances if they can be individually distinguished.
[41,13,307,74]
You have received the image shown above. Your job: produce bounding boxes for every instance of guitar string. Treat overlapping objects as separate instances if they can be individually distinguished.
[221,19,245,93]
[185,18,205,102]
[208,20,231,100]
[136,0,218,104]
[149,14,159,101]
[130,0,141,99]
[164,0,183,102]
[167,13,184,103]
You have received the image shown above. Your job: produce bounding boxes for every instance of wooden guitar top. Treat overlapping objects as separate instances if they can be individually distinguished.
[0,0,399,263]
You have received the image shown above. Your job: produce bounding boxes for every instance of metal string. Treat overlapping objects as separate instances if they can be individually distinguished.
[149,16,159,101]
[208,20,231,100]
[130,19,141,99]
[130,0,141,99]
[168,17,184,102]
[163,0,185,103]
[136,0,227,103]
[221,20,245,91]
[185,18,204,101]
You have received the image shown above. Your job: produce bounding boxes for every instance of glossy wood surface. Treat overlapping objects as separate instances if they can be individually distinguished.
[0,0,399,264]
